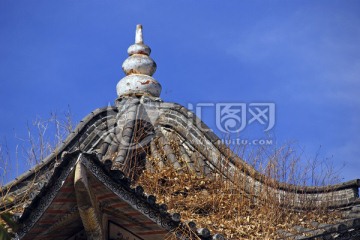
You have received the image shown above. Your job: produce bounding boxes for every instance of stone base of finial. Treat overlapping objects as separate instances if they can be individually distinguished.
[115,95,163,107]
[116,74,162,98]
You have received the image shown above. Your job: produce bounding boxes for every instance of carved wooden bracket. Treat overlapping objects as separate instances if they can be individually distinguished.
[74,155,104,240]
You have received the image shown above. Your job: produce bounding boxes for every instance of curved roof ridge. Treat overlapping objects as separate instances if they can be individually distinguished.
[152,101,360,209]
[1,106,117,192]
[2,99,359,211]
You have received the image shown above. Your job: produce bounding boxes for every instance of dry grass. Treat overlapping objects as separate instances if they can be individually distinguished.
[0,110,74,236]
[136,137,343,239]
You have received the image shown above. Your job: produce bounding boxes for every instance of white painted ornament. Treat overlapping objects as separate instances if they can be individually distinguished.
[116,24,162,98]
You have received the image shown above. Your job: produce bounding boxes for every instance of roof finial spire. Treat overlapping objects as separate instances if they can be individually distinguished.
[116,24,162,98]
[135,24,143,44]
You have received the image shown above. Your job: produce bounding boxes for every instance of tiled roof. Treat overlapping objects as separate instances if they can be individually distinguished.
[15,150,224,239]
[1,96,359,239]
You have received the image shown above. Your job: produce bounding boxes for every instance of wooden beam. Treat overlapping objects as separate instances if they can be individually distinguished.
[74,159,104,240]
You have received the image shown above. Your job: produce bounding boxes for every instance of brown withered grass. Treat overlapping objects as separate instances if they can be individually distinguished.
[137,138,342,239]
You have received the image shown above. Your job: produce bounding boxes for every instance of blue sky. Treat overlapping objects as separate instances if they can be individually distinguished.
[0,0,359,183]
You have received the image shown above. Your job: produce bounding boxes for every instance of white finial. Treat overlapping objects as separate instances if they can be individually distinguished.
[116,25,162,98]
[135,24,143,44]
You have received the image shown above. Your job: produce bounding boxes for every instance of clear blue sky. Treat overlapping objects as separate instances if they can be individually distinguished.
[0,1,359,182]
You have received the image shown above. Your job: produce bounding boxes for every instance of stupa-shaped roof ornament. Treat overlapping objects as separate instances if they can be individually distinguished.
[116,24,161,98]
